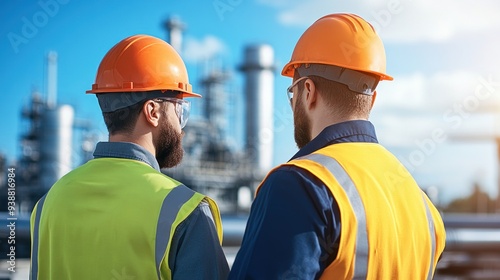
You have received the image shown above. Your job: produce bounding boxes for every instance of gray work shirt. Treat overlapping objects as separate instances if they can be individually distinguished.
[94,141,229,279]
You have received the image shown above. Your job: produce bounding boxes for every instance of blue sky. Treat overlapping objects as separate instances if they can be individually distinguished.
[2,0,500,205]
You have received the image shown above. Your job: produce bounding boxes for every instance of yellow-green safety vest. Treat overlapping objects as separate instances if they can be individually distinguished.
[30,157,223,280]
[257,143,446,279]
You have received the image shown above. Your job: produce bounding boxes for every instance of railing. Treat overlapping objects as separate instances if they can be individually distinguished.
[2,213,500,278]
[436,213,500,279]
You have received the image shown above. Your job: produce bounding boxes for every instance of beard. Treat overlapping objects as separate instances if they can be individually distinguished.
[155,120,184,169]
[293,95,312,149]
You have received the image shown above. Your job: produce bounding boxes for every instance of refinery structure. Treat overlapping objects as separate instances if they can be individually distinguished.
[0,50,97,215]
[165,17,276,211]
[1,51,77,214]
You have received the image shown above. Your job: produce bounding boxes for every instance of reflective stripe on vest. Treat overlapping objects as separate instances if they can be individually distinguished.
[30,184,196,280]
[300,153,368,279]
[155,185,195,278]
[422,193,436,280]
[300,153,437,279]
[30,194,47,280]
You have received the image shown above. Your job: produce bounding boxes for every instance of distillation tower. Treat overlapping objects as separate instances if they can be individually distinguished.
[14,52,75,212]
[162,16,275,212]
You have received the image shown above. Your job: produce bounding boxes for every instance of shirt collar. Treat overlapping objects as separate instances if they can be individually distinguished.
[291,120,378,160]
[93,141,161,171]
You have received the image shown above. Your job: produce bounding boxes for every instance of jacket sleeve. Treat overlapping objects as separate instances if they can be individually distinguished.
[168,201,229,279]
[229,166,341,280]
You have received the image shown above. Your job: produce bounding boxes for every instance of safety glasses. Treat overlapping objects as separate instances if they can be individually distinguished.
[153,97,190,128]
[286,76,309,108]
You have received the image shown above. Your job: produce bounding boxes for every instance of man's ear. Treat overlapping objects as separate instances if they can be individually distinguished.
[370,90,377,109]
[304,78,317,110]
[143,100,161,127]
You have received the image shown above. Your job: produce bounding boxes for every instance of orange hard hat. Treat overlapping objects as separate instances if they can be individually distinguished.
[86,34,200,97]
[281,13,393,81]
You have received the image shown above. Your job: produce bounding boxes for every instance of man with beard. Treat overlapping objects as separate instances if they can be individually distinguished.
[30,35,229,280]
[230,14,445,279]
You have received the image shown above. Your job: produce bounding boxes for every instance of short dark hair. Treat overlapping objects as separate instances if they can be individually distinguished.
[102,100,147,135]
[294,71,373,119]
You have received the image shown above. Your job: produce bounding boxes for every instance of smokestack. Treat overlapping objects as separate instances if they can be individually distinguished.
[47,51,57,108]
[239,44,275,173]
[164,16,185,54]
[40,105,74,190]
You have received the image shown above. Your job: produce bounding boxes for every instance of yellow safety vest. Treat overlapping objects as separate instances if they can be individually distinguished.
[30,157,223,280]
[257,143,446,279]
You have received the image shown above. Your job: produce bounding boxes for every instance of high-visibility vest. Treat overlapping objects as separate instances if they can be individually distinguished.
[30,157,223,280]
[257,143,446,279]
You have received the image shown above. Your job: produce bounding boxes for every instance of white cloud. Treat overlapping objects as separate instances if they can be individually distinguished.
[182,35,226,63]
[259,0,500,43]
[371,71,500,146]
[375,71,481,112]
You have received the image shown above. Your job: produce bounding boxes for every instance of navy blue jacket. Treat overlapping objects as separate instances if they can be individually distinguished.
[229,120,378,279]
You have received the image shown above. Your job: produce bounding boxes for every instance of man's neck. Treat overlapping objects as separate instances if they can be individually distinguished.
[109,134,156,158]
[310,113,367,141]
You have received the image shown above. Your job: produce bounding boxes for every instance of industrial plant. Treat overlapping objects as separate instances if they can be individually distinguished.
[164,17,276,211]
[0,16,276,216]
[1,15,499,279]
